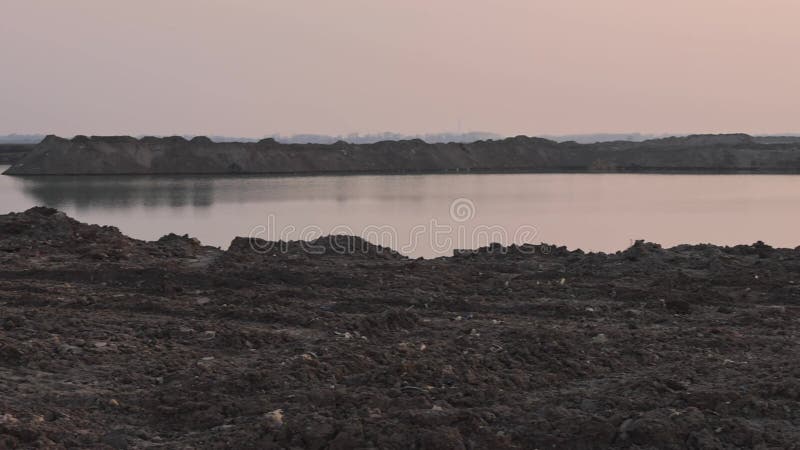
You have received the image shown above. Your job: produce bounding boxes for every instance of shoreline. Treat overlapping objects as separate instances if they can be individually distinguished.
[9,165,800,177]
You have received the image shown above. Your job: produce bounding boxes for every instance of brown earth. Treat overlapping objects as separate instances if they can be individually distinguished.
[2,208,800,448]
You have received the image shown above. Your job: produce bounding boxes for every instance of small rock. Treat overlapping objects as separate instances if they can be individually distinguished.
[57,344,83,355]
[591,333,608,344]
[624,309,643,318]
[197,356,216,368]
[0,413,19,425]
[201,331,216,339]
[264,409,284,429]
[663,379,688,391]
[618,418,634,440]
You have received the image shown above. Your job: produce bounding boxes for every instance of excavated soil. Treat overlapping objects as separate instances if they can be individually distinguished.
[2,208,800,449]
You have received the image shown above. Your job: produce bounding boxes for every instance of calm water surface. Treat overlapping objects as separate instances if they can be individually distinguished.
[2,166,800,257]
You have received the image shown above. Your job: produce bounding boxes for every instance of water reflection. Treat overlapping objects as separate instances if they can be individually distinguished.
[19,176,217,209]
[15,173,438,210]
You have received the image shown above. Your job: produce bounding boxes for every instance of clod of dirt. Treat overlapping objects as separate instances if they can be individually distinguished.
[356,308,419,336]
[665,298,692,314]
[264,409,284,429]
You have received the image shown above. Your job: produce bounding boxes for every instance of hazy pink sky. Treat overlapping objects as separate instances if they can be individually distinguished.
[1,0,799,137]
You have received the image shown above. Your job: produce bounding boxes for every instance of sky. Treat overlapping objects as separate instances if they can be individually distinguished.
[1,0,799,138]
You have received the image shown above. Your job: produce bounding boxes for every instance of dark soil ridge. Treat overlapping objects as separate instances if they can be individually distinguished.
[2,207,800,448]
[8,133,800,175]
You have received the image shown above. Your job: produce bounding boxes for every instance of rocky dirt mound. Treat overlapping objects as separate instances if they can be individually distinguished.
[227,235,404,260]
[3,209,800,448]
[8,133,800,175]
[0,207,134,259]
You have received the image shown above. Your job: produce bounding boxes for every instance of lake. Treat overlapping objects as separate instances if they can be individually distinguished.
[3,166,800,258]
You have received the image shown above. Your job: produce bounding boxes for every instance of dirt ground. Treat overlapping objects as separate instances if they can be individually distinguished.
[2,207,800,449]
